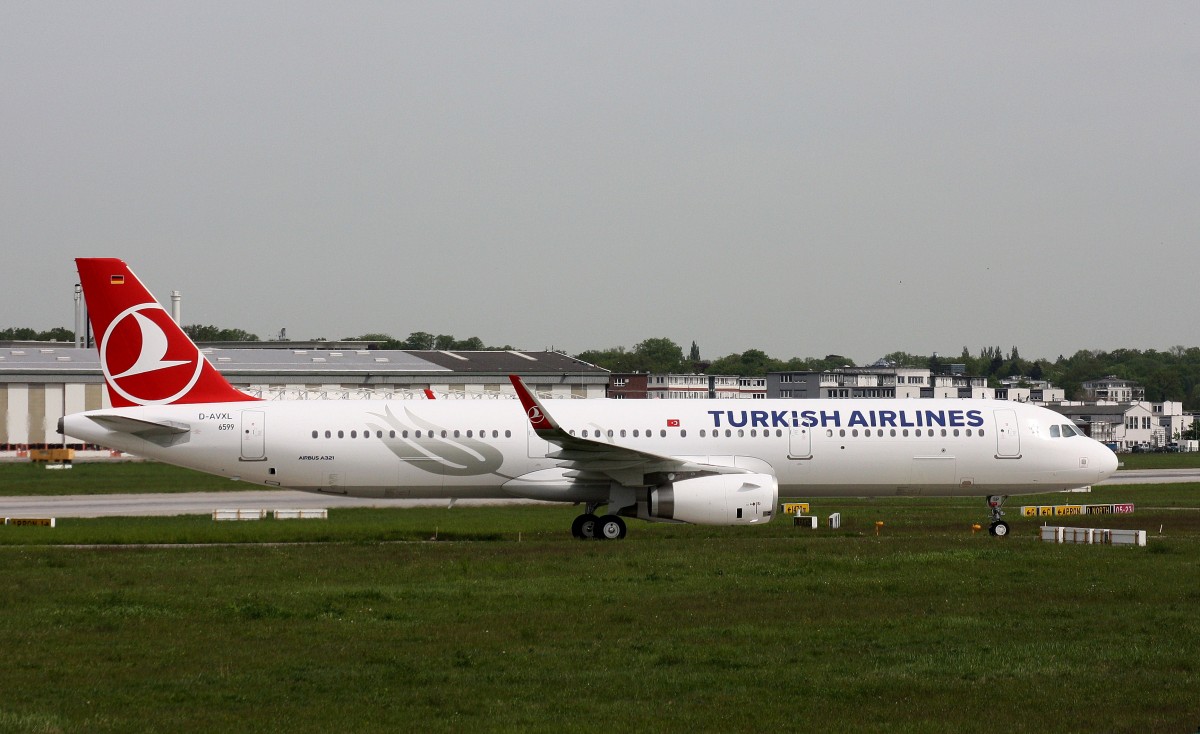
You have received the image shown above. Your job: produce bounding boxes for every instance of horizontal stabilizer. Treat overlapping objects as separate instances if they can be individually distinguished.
[87,414,192,447]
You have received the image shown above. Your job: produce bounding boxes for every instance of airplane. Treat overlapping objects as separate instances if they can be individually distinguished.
[61,258,1119,539]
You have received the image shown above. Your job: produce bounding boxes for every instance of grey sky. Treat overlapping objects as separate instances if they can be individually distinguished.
[3,2,1197,364]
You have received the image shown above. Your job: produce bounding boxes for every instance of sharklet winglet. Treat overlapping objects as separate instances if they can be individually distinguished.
[509,374,559,435]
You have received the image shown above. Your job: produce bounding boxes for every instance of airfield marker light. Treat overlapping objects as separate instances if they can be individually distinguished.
[971,524,982,534]
[874,521,884,536]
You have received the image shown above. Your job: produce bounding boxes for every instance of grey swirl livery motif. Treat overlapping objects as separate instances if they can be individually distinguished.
[367,405,510,477]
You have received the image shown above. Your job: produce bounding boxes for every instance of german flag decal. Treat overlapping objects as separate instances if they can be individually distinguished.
[110,274,125,285]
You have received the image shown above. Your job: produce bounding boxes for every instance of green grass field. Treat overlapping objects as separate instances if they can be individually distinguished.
[1,470,1198,732]
[0,461,245,496]
[1115,451,1200,470]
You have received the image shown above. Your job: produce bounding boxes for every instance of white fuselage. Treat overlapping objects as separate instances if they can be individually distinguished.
[62,397,1118,501]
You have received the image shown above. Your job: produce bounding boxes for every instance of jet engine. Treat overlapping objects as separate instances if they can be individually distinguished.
[644,473,778,525]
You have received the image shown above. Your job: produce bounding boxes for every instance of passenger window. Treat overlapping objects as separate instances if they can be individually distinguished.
[324,430,331,438]
[681,430,687,437]
[504,430,511,438]
[351,430,357,438]
[337,430,344,439]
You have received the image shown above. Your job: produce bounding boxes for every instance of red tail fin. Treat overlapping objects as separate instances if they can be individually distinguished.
[76,258,259,407]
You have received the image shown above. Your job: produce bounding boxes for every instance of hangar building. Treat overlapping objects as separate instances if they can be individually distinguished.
[0,344,608,449]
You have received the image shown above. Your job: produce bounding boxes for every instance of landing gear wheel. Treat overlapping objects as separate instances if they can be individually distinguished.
[984,495,1009,538]
[595,515,627,540]
[571,513,599,539]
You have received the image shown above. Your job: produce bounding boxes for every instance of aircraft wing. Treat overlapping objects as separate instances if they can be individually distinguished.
[508,375,751,487]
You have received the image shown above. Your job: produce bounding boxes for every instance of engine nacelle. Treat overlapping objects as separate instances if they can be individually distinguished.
[645,473,778,526]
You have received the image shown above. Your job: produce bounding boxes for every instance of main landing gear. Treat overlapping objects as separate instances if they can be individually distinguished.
[570,504,627,540]
[986,495,1010,537]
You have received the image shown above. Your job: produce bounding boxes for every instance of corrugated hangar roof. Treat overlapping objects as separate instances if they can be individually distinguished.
[0,346,607,382]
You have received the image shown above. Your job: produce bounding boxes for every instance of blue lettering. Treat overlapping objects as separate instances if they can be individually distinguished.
[899,411,915,428]
[878,410,898,428]
[728,411,748,428]
[800,410,819,428]
[848,411,869,428]
[707,410,724,428]
[967,410,984,428]
[948,410,965,427]
[820,410,841,427]
[924,410,947,427]
[750,410,769,428]
[771,410,790,428]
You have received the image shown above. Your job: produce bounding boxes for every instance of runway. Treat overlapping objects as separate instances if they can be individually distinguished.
[0,491,546,518]
[0,469,1194,518]
[1098,468,1200,485]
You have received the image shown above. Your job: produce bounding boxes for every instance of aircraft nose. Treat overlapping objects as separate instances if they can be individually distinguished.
[1096,445,1119,480]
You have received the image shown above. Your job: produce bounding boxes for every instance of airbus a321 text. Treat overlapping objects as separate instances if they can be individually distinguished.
[61,258,1119,539]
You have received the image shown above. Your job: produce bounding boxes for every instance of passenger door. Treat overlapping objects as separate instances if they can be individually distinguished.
[994,409,1021,458]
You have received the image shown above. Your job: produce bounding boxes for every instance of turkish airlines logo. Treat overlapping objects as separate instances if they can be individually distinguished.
[527,406,545,423]
[100,303,203,405]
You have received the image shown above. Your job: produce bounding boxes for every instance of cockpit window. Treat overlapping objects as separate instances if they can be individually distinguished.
[1049,425,1061,438]
[1061,424,1079,437]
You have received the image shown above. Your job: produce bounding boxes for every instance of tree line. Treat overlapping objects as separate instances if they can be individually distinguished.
[577,339,1200,409]
[6,324,1200,408]
[0,327,75,341]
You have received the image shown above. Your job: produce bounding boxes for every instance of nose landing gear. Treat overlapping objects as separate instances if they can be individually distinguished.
[986,495,1010,537]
